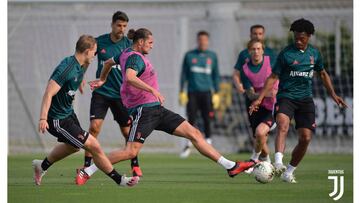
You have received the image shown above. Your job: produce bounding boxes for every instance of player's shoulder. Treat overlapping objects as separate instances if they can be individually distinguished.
[278,44,295,56]
[55,55,77,73]
[96,33,109,42]
[306,44,321,55]
[205,49,218,57]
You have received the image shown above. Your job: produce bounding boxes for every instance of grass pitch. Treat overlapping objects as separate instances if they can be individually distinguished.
[8,153,352,203]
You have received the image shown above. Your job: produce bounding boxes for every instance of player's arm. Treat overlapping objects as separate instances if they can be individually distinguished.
[233,70,245,93]
[245,88,259,101]
[126,68,164,105]
[318,69,347,108]
[88,58,116,90]
[38,80,61,133]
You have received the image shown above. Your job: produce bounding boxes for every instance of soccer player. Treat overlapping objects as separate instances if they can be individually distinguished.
[33,35,139,187]
[179,31,221,158]
[233,24,276,163]
[240,39,279,166]
[249,18,348,183]
[76,28,255,185]
[81,11,142,177]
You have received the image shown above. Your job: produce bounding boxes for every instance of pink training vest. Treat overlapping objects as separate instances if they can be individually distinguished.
[243,56,279,111]
[119,48,159,109]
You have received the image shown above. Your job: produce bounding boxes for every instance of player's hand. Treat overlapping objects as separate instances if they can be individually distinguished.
[79,79,86,94]
[236,83,245,94]
[38,120,49,134]
[178,91,188,106]
[212,93,221,110]
[331,93,348,109]
[249,99,262,115]
[88,79,105,91]
[152,89,165,106]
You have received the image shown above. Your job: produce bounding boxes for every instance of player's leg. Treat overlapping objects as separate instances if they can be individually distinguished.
[32,143,79,185]
[273,99,296,175]
[180,92,198,158]
[252,123,270,162]
[199,91,213,144]
[109,99,142,176]
[282,99,315,183]
[83,92,109,167]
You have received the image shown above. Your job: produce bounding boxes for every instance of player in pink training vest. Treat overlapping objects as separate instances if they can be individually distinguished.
[239,39,279,172]
[75,28,256,185]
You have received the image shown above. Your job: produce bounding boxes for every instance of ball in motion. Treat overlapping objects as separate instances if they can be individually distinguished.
[253,162,275,184]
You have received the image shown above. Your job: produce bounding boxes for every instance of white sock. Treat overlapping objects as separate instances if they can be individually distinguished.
[217,156,236,169]
[84,164,98,176]
[274,152,283,165]
[285,164,296,175]
[250,151,261,161]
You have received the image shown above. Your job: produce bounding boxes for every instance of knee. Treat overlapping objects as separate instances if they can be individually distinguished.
[188,128,203,142]
[255,128,267,139]
[277,123,289,134]
[74,147,81,152]
[299,134,312,144]
[86,137,102,154]
[89,122,101,136]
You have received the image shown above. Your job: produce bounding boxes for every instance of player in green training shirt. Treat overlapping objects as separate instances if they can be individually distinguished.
[249,18,348,183]
[80,11,143,177]
[33,35,139,187]
[179,31,221,158]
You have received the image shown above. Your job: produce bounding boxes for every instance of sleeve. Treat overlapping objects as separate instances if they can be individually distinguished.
[272,51,284,76]
[112,53,121,65]
[50,60,70,87]
[234,51,246,71]
[314,50,324,72]
[240,66,252,90]
[125,54,145,76]
[212,53,220,92]
[180,53,189,91]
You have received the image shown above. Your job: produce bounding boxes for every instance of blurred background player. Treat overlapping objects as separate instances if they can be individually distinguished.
[81,11,143,177]
[33,35,139,187]
[249,18,348,183]
[232,24,276,159]
[179,31,221,158]
[77,28,255,185]
[240,39,279,171]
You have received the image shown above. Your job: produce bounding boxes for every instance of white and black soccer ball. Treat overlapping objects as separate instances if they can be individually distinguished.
[253,162,275,184]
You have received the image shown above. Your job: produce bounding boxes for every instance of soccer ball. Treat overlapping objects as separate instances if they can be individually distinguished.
[252,162,275,184]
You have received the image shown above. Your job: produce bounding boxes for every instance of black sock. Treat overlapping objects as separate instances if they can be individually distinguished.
[131,157,139,167]
[84,156,92,167]
[107,169,123,185]
[41,157,52,171]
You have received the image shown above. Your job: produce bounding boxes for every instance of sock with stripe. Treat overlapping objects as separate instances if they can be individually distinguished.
[107,169,123,185]
[84,156,92,167]
[41,157,52,171]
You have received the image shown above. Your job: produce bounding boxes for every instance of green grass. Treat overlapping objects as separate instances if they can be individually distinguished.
[8,153,353,203]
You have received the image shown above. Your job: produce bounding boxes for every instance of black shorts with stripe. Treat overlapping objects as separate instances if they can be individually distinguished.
[248,106,275,136]
[47,113,90,149]
[128,105,186,143]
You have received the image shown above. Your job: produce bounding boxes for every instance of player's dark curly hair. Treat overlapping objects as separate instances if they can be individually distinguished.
[290,18,315,35]
[112,11,129,23]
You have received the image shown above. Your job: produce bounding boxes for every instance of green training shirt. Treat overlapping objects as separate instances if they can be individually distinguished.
[94,34,132,99]
[272,43,324,100]
[48,55,85,120]
[180,49,220,92]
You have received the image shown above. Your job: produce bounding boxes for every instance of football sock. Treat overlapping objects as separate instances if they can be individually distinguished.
[217,156,236,169]
[107,169,123,185]
[251,151,261,161]
[260,154,271,163]
[274,152,284,165]
[84,164,98,176]
[285,164,296,175]
[84,156,92,167]
[131,156,139,167]
[41,157,52,171]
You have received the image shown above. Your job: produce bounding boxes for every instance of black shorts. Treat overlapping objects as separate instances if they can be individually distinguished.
[47,113,90,149]
[90,91,131,127]
[128,105,186,143]
[274,97,316,131]
[248,106,275,136]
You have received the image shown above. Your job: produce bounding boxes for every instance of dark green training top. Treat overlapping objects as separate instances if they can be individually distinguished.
[272,43,324,100]
[48,55,85,119]
[94,34,132,99]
